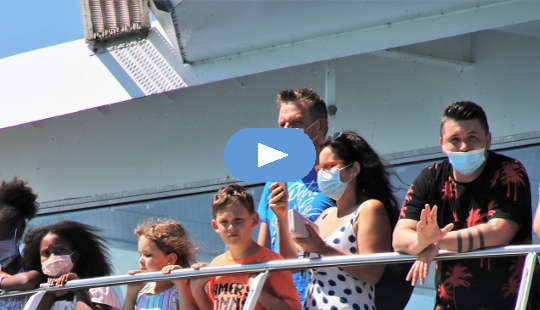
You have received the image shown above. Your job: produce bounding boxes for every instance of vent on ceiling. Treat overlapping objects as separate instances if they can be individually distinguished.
[79,0,151,43]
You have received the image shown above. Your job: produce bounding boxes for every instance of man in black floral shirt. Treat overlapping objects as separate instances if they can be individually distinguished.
[393,101,536,309]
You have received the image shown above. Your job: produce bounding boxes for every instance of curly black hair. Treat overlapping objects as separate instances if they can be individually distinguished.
[0,178,38,238]
[21,221,112,278]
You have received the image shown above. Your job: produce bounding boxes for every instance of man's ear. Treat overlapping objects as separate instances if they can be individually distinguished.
[211,219,219,232]
[486,132,492,150]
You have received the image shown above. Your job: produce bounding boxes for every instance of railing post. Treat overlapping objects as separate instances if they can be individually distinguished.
[243,270,270,310]
[515,251,537,310]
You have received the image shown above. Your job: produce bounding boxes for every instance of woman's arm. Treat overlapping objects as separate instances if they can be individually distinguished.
[0,270,42,291]
[268,182,302,259]
[296,200,391,284]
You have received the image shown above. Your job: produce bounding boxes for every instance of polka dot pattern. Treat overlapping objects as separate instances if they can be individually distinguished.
[304,206,375,309]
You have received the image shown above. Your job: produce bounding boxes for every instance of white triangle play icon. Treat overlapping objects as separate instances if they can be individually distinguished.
[258,143,288,167]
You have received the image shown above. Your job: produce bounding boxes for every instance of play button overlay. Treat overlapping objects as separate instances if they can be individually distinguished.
[224,128,315,182]
[258,143,288,167]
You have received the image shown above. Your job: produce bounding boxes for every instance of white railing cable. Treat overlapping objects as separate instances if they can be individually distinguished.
[1,244,539,303]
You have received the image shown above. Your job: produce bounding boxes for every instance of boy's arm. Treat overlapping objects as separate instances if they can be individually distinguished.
[189,263,213,310]
[256,183,272,248]
[256,222,270,248]
[175,280,197,310]
[188,278,211,310]
[258,271,301,310]
[258,291,298,310]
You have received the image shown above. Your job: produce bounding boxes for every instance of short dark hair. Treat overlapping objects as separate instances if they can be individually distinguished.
[440,101,489,136]
[0,178,38,238]
[212,184,254,217]
[277,88,328,121]
[22,221,112,278]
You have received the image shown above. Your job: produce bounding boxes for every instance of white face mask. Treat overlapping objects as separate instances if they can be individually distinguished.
[317,166,350,201]
[41,254,74,277]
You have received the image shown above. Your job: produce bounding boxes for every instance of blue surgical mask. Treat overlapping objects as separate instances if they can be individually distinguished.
[446,148,486,175]
[317,166,350,200]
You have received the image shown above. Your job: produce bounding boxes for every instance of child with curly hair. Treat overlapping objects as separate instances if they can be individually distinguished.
[22,221,121,310]
[0,178,40,310]
[122,219,197,310]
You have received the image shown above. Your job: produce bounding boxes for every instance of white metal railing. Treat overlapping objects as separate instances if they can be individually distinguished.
[1,244,539,310]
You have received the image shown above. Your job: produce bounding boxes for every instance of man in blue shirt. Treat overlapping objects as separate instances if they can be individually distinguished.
[257,88,334,305]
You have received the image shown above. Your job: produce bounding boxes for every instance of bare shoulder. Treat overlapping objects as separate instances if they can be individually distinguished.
[357,199,386,217]
[316,206,336,223]
[210,253,228,266]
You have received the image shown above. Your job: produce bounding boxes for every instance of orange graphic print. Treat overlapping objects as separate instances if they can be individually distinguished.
[490,161,526,201]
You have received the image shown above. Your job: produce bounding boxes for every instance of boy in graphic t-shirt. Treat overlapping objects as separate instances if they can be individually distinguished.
[189,184,301,310]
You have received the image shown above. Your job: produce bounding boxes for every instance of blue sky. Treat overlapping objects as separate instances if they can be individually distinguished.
[1,2,84,59]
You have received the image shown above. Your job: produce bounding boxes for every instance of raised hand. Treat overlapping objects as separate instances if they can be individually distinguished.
[269,182,289,219]
[416,204,454,250]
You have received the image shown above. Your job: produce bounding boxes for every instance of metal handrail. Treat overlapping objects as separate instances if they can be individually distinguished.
[1,244,539,300]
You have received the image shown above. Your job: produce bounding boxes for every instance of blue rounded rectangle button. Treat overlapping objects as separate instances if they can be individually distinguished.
[224,128,316,182]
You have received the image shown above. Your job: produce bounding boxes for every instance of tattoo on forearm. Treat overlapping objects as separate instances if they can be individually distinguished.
[467,230,474,252]
[457,231,463,253]
[475,226,485,249]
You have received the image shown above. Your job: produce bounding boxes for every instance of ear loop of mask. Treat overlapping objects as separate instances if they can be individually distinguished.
[302,119,321,142]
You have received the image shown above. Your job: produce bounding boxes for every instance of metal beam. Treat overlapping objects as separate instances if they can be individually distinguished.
[177,0,540,87]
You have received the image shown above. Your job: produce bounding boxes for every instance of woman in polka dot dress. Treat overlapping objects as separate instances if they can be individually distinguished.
[269,131,398,310]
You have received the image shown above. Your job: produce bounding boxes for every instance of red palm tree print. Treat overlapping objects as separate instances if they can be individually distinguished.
[400,185,414,218]
[438,264,472,310]
[502,258,523,298]
[441,177,459,222]
[490,161,526,201]
[466,201,496,227]
[441,177,458,201]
